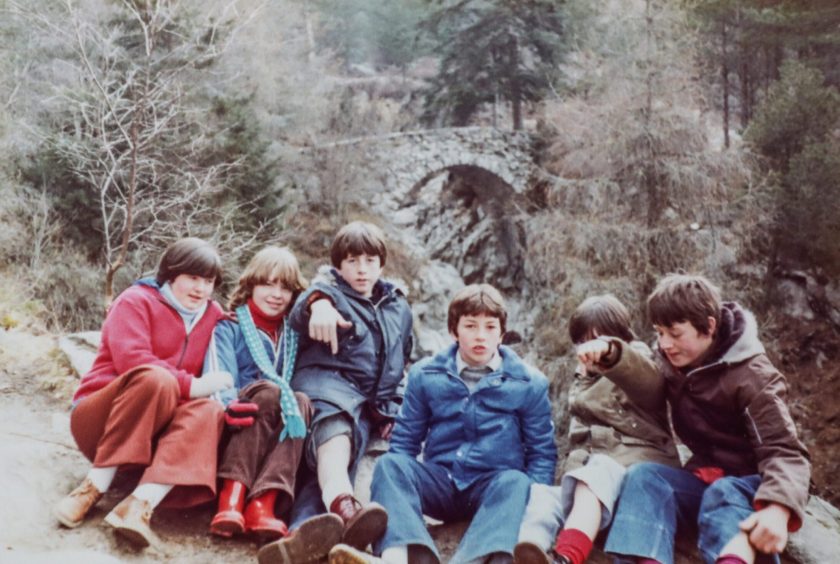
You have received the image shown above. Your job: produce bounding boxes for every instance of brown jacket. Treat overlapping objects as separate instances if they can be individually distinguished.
[621,302,811,528]
[565,339,680,473]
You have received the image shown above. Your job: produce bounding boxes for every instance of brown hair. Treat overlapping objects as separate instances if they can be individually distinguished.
[447,284,507,335]
[330,221,388,267]
[227,246,309,310]
[156,237,223,287]
[647,273,721,335]
[569,294,636,344]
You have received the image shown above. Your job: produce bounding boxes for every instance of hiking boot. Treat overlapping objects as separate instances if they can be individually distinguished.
[54,477,103,528]
[514,541,552,564]
[104,495,160,548]
[329,494,388,550]
[329,543,383,564]
[257,513,344,564]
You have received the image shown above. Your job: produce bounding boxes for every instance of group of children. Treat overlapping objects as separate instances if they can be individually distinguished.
[54,221,810,564]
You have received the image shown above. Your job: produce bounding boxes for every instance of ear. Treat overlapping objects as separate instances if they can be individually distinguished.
[706,316,717,337]
[449,330,459,342]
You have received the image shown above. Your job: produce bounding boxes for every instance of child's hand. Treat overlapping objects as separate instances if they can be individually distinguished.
[379,420,395,440]
[309,299,353,355]
[739,503,790,554]
[190,371,234,398]
[575,339,611,371]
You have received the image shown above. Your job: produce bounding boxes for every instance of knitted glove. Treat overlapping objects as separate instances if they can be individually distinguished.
[224,400,259,430]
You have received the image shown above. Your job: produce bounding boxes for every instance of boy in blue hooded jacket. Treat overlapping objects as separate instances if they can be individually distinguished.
[330,284,557,564]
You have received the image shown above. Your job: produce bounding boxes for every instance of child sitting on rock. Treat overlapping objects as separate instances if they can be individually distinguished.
[205,246,345,555]
[603,275,810,564]
[514,294,680,564]
[258,221,414,564]
[330,283,557,564]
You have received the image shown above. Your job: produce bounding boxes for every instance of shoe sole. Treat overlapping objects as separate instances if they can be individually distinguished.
[342,504,387,551]
[104,511,159,549]
[258,513,344,564]
[329,544,373,564]
[513,541,551,564]
[54,507,83,529]
[210,516,245,538]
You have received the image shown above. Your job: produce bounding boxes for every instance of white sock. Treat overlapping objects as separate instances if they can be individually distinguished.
[86,466,117,493]
[132,483,174,509]
[382,546,408,564]
[321,475,354,510]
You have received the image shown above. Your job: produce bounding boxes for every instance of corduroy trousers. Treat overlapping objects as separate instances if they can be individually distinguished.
[70,365,224,508]
[217,380,312,515]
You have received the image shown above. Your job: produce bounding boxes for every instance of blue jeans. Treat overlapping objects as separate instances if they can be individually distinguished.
[604,462,780,564]
[371,453,532,564]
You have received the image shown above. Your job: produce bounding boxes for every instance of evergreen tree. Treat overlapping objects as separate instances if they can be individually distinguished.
[421,0,564,130]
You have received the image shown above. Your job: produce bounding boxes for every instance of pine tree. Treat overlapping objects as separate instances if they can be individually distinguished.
[421,0,564,130]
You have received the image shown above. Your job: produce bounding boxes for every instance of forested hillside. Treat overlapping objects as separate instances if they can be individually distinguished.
[1,0,839,554]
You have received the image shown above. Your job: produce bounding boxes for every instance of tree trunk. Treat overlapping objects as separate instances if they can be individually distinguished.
[509,35,522,130]
[721,18,730,148]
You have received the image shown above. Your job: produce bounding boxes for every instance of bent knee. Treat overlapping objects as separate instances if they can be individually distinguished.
[248,381,282,410]
[127,366,180,397]
[189,397,225,420]
[372,452,415,479]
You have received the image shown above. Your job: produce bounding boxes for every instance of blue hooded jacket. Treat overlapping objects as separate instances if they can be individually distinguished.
[389,343,557,488]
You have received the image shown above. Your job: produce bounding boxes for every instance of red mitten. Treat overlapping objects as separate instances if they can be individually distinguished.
[224,400,259,429]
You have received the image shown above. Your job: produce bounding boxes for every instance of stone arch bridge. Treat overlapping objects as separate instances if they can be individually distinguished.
[302,126,537,205]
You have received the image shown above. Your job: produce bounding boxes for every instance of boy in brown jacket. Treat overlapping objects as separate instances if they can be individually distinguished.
[603,274,810,564]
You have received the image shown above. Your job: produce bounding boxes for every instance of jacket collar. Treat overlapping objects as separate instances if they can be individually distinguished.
[428,343,531,382]
[312,265,407,303]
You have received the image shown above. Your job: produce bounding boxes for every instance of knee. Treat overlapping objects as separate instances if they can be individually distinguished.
[249,382,282,411]
[128,366,180,399]
[372,452,414,481]
[190,397,225,421]
[701,476,751,511]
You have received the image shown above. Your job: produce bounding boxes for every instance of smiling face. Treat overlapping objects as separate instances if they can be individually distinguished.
[338,253,382,298]
[452,313,503,368]
[251,278,294,318]
[170,273,215,311]
[655,318,716,368]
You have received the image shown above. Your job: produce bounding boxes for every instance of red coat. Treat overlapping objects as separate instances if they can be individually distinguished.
[74,281,225,403]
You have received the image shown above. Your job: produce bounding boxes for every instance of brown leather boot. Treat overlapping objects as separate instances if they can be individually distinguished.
[54,477,103,528]
[210,479,247,538]
[513,541,552,564]
[244,489,288,541]
[104,494,160,548]
[329,494,388,551]
[257,513,345,564]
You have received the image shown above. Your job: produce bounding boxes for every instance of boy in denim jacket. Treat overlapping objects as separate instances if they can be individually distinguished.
[331,284,556,564]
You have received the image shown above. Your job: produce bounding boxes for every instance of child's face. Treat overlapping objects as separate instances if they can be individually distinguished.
[338,253,382,298]
[252,278,293,318]
[169,273,215,311]
[655,319,715,368]
[452,313,503,367]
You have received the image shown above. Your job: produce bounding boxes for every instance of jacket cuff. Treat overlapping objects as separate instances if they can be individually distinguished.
[306,291,332,311]
[596,336,621,368]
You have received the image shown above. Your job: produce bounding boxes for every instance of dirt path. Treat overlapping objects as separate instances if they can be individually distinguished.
[0,330,259,564]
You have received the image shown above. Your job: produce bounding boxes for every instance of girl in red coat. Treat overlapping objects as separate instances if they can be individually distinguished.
[54,237,233,549]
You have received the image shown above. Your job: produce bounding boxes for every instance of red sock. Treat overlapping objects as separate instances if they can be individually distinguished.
[553,528,593,564]
[716,556,747,564]
[637,560,661,564]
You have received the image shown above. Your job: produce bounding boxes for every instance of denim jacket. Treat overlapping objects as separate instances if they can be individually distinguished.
[389,343,557,488]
